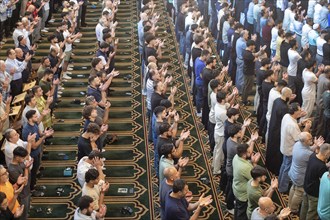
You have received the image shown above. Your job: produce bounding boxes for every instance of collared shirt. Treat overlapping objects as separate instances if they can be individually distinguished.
[22,105,44,131]
[308,30,319,46]
[307,0,317,18]
[214,103,229,136]
[232,155,253,202]
[5,58,27,81]
[0,71,12,99]
[316,37,326,56]
[314,3,322,24]
[36,96,52,128]
[222,20,230,44]
[301,24,312,48]
[194,57,205,86]
[247,2,255,25]
[236,37,247,59]
[280,114,300,156]
[320,6,329,30]
[288,141,313,186]
[12,28,30,48]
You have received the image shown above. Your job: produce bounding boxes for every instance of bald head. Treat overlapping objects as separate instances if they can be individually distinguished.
[258,197,273,209]
[299,132,312,145]
[140,12,148,21]
[148,56,157,64]
[163,167,178,181]
[281,87,292,99]
[14,48,23,58]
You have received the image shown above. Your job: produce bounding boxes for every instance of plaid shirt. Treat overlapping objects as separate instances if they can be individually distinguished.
[0,0,13,21]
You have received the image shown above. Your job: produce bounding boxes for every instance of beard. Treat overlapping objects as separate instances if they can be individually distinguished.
[85,210,92,216]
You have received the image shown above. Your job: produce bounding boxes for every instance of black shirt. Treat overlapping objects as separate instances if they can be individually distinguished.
[202,67,218,98]
[261,81,274,105]
[151,92,167,113]
[243,50,255,75]
[280,41,291,67]
[322,43,330,66]
[256,69,266,94]
[77,136,93,161]
[231,32,240,59]
[144,46,157,65]
[0,208,18,220]
[176,11,186,32]
[304,153,327,197]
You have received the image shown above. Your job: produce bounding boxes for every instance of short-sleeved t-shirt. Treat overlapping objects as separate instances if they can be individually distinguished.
[159,179,173,219]
[8,163,30,199]
[39,79,51,99]
[77,136,93,161]
[159,156,175,183]
[226,138,240,176]
[243,50,255,76]
[77,157,94,187]
[247,179,263,218]
[87,86,102,103]
[304,153,327,197]
[164,191,190,220]
[156,137,175,159]
[22,123,41,157]
[232,155,253,202]
[144,47,157,65]
[151,92,167,113]
[0,181,20,214]
[81,180,104,211]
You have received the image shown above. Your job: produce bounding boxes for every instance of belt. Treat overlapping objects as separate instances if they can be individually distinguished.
[317,54,323,57]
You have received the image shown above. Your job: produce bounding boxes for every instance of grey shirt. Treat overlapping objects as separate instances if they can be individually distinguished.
[226,138,240,176]
[316,74,330,107]
[251,208,266,220]
[288,141,313,186]
[8,162,30,199]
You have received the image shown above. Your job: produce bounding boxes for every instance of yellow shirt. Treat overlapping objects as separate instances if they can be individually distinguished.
[0,181,20,213]
[36,96,52,128]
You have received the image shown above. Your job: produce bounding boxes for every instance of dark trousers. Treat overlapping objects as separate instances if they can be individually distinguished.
[324,116,330,143]
[0,19,11,40]
[241,74,254,103]
[225,175,235,210]
[10,78,23,98]
[207,121,215,153]
[81,4,87,24]
[234,198,248,220]
[202,96,210,130]
[229,56,237,85]
[30,153,41,190]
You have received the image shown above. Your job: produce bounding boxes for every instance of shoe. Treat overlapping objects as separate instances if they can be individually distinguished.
[74,39,80,43]
[41,29,48,33]
[62,74,72,80]
[196,112,202,117]
[67,67,73,71]
[91,4,96,8]
[44,27,49,30]
[101,149,106,152]
[227,209,234,215]
[65,71,72,75]
[58,91,63,95]
[68,64,74,68]
[57,94,62,98]
[48,19,55,23]
[58,86,65,90]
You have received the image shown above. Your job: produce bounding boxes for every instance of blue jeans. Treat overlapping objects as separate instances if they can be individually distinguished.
[151,114,160,177]
[195,84,203,113]
[178,31,185,56]
[278,155,293,193]
[235,58,244,94]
